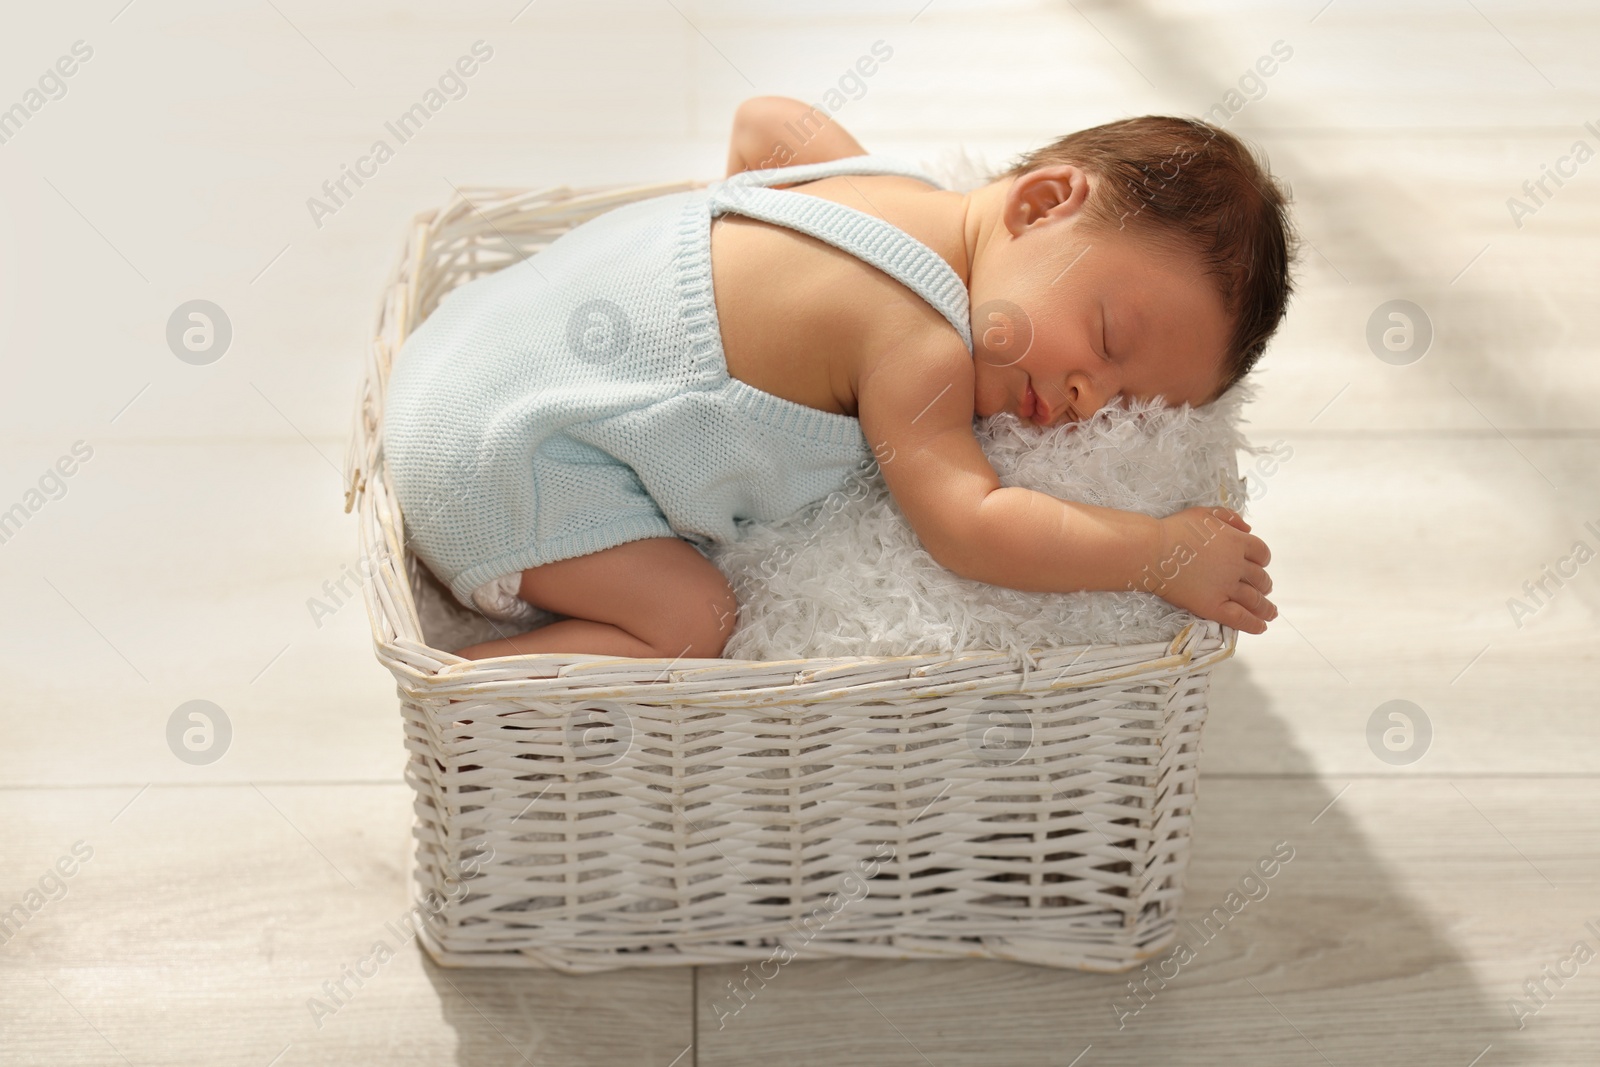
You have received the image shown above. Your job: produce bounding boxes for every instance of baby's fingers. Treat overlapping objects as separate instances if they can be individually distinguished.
[1234,581,1277,623]
[1242,533,1272,567]
[1243,562,1273,595]
[1207,507,1251,533]
[1213,598,1269,635]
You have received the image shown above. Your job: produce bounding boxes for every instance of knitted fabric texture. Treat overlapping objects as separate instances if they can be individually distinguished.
[381,155,964,611]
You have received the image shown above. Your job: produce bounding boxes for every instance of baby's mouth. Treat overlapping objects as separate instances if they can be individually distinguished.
[1024,380,1055,425]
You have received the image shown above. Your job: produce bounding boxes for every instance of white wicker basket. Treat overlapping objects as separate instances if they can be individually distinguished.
[343,179,1239,976]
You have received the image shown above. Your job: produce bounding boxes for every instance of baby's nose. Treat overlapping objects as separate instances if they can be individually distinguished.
[1065,383,1117,422]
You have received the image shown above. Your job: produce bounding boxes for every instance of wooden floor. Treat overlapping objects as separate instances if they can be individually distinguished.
[3,1,1597,1063]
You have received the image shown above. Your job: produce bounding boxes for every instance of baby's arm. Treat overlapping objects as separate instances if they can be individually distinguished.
[856,341,1278,634]
[724,96,868,178]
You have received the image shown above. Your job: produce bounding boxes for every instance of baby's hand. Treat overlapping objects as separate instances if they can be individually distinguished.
[1140,506,1277,634]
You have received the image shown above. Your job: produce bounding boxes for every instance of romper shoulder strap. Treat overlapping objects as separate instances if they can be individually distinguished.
[709,155,973,353]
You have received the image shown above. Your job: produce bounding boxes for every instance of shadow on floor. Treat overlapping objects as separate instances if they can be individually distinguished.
[679,657,1520,1066]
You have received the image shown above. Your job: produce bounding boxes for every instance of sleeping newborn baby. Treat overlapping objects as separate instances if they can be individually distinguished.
[381,96,1298,662]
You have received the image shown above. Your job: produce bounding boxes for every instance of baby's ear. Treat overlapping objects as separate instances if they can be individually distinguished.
[1003,165,1093,234]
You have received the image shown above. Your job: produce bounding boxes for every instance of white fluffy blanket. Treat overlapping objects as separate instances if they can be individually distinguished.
[705,379,1259,664]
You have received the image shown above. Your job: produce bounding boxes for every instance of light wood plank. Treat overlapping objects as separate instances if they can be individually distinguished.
[696,777,1600,1066]
[0,786,692,1067]
[1204,434,1600,776]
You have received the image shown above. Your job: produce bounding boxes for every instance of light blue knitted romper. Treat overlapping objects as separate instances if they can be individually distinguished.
[382,154,975,616]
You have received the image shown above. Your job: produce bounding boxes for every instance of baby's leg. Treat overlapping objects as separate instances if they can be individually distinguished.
[454,537,739,661]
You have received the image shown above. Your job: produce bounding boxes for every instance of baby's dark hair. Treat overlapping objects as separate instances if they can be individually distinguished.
[998,115,1300,398]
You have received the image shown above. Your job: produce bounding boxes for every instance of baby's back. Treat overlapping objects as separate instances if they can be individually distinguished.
[709,172,968,418]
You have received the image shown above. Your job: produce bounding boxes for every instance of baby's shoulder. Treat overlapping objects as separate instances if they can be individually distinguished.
[851,323,973,411]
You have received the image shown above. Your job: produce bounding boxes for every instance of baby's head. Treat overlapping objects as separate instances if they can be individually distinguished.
[966,116,1299,425]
